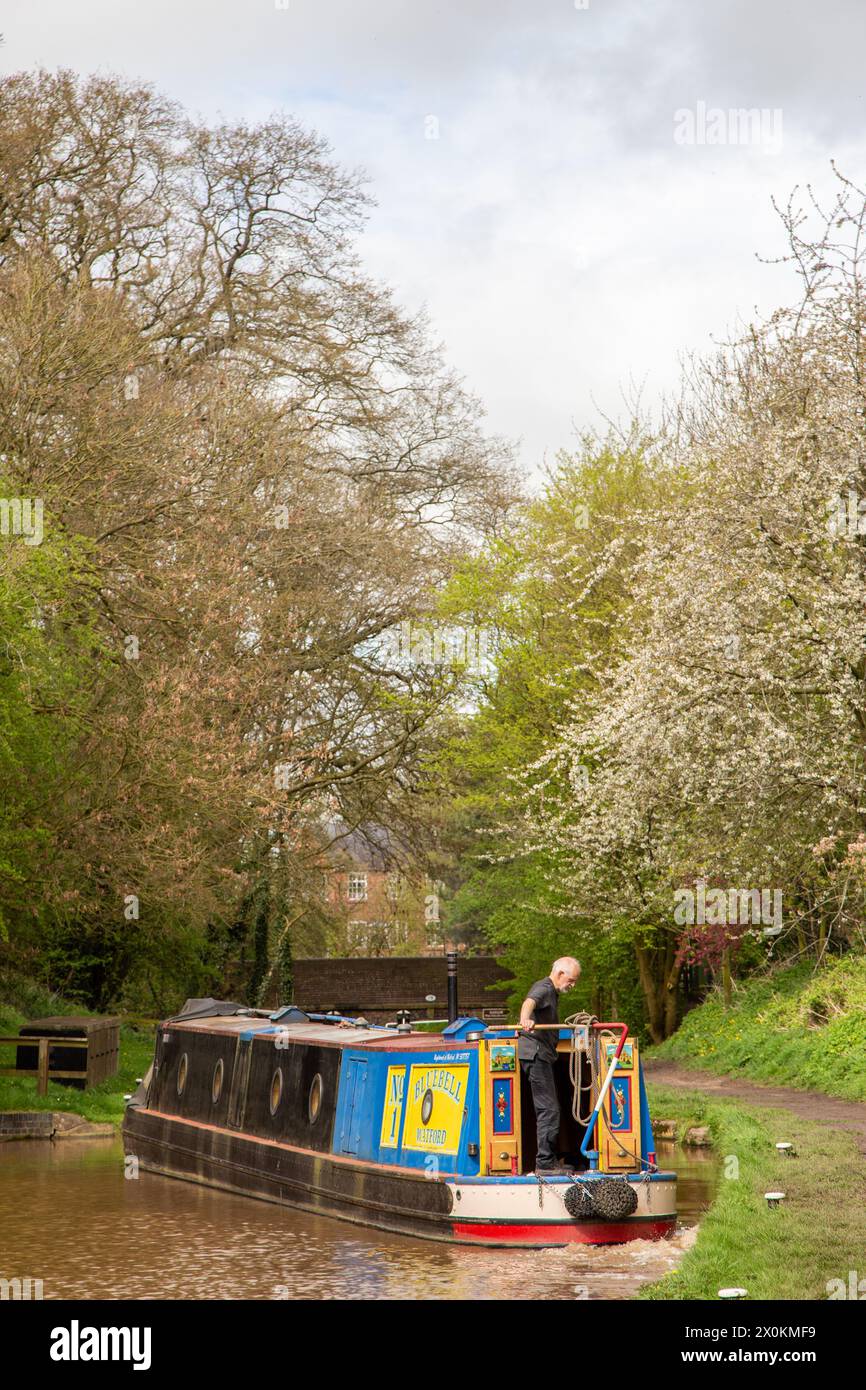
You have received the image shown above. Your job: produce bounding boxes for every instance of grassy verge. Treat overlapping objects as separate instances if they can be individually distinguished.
[640,1082,864,1300]
[0,1001,155,1127]
[649,956,866,1101]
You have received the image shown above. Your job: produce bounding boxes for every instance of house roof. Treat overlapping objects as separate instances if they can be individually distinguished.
[320,819,405,871]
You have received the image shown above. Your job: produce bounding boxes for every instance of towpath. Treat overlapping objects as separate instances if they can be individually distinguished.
[644,1059,866,1157]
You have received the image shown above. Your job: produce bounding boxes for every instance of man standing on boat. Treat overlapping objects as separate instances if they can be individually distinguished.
[518,958,581,1174]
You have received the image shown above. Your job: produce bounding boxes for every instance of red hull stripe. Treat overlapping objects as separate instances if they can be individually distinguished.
[452,1220,676,1245]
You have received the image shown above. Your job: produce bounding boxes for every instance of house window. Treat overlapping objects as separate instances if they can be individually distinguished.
[347,920,367,949]
[347,873,367,902]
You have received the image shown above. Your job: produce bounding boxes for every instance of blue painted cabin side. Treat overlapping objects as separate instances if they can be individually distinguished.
[332,1043,482,1175]
[329,1019,660,1179]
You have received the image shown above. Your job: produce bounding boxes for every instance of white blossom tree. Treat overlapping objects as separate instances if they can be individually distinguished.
[521,168,866,1038]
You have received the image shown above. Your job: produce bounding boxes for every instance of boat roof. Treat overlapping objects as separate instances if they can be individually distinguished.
[164,1016,474,1051]
[160,997,507,1051]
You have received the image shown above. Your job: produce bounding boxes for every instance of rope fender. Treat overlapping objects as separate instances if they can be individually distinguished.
[563,1177,638,1222]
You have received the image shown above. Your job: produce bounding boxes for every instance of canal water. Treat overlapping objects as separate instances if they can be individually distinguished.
[0,1139,716,1300]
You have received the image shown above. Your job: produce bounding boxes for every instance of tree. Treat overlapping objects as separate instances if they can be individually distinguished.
[0,68,516,1008]
[523,168,866,1036]
[435,435,667,1027]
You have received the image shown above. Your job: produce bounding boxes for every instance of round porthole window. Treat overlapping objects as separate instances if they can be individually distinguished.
[176,1053,188,1097]
[270,1068,283,1115]
[421,1088,434,1125]
[211,1058,224,1105]
[308,1073,323,1123]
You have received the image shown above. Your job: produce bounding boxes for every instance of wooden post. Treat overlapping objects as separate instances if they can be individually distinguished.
[37,1037,49,1096]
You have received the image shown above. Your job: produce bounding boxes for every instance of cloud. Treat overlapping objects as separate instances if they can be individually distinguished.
[2,0,864,473]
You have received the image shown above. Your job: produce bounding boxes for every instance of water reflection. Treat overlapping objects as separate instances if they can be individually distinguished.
[0,1137,715,1300]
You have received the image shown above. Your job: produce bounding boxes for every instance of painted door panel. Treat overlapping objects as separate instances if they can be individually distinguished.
[340,1057,368,1154]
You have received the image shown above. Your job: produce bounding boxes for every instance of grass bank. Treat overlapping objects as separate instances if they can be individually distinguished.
[641,1082,864,1300]
[650,956,866,1101]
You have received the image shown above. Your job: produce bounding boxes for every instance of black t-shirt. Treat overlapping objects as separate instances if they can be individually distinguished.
[517,977,560,1063]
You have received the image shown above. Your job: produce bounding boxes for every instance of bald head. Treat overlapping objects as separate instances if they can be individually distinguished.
[550,957,581,992]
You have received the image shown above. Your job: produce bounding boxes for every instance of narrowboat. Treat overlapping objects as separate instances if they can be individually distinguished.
[122,999,677,1247]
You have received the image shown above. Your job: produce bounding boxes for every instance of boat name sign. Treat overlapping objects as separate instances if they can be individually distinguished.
[402,1063,470,1154]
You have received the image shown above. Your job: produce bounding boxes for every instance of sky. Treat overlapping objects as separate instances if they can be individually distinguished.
[2,0,865,478]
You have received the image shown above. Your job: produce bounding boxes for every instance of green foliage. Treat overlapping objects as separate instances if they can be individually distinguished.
[248,886,271,1007]
[278,924,294,1002]
[0,968,77,1025]
[651,956,866,1100]
[450,852,650,1033]
[0,518,107,944]
[436,437,667,1035]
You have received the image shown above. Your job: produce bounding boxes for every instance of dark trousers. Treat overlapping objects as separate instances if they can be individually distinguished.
[521,1057,560,1168]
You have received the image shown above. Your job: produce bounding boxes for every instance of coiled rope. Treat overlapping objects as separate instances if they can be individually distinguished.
[563,1010,616,1125]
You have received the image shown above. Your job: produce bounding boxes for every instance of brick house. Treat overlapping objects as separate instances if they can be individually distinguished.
[321,821,442,956]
